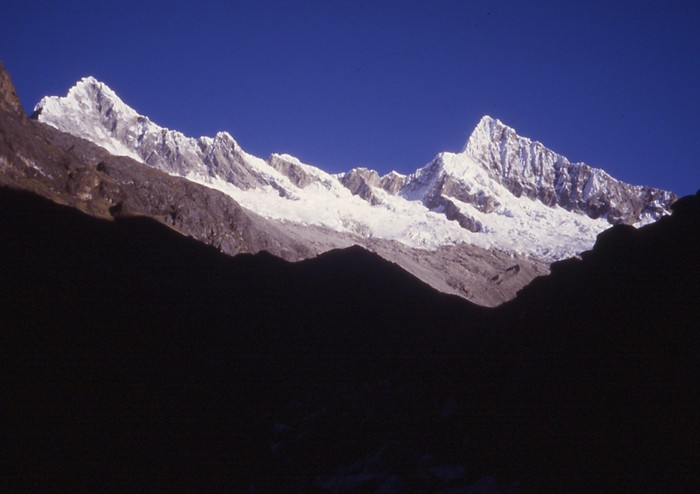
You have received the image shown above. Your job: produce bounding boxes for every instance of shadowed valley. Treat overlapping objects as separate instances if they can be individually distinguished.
[2,63,699,493]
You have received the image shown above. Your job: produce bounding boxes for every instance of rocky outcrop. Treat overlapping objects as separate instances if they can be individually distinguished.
[465,115,677,225]
[378,170,406,194]
[0,62,22,115]
[425,192,483,232]
[438,174,501,214]
[339,168,384,205]
[340,168,409,205]
[267,153,315,189]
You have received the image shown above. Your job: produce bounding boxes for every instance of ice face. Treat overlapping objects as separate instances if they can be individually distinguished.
[34,81,674,261]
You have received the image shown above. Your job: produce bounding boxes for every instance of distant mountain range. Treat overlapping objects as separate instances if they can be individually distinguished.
[2,61,699,493]
[26,74,676,305]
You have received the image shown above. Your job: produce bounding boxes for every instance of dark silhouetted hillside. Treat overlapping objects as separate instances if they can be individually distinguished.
[0,186,486,493]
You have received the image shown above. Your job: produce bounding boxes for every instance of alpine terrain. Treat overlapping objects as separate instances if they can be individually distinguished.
[25,74,676,305]
[2,61,699,493]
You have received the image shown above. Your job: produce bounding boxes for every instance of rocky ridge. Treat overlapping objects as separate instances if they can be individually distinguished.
[0,62,545,306]
[32,77,676,260]
[0,66,317,261]
[463,115,674,224]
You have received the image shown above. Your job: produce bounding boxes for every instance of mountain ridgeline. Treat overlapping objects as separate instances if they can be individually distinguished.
[2,62,699,493]
[27,74,676,305]
[32,76,675,232]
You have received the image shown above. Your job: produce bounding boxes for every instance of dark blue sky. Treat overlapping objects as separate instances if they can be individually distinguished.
[3,1,699,196]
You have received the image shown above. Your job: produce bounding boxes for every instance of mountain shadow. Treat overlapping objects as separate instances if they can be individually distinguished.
[3,184,700,494]
[486,190,700,493]
[2,60,700,492]
[0,186,489,493]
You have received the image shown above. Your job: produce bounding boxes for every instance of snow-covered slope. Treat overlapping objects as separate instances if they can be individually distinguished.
[32,77,676,261]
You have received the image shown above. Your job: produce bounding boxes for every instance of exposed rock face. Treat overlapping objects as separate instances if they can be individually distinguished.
[426,192,483,233]
[464,115,676,225]
[378,170,406,194]
[340,168,411,206]
[339,167,384,205]
[267,153,316,189]
[0,62,22,115]
[32,76,682,273]
[0,62,547,306]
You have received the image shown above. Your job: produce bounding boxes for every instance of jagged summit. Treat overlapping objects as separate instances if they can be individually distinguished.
[32,76,676,264]
[463,115,674,224]
[32,76,146,162]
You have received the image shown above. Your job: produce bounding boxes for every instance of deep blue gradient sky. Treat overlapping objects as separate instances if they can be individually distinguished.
[3,1,699,196]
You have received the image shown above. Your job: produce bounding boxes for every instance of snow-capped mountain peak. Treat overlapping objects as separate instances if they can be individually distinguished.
[33,77,143,162]
[32,78,677,261]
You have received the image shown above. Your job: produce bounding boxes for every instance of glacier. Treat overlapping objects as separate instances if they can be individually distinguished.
[32,77,676,261]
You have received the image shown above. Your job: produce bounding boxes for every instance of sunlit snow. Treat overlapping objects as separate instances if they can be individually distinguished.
[34,77,661,262]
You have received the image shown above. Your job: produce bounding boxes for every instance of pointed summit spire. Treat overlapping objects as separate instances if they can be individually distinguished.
[460,115,506,154]
[32,77,144,162]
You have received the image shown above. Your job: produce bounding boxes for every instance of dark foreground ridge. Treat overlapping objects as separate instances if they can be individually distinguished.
[2,184,700,493]
[1,59,699,492]
[0,186,487,493]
